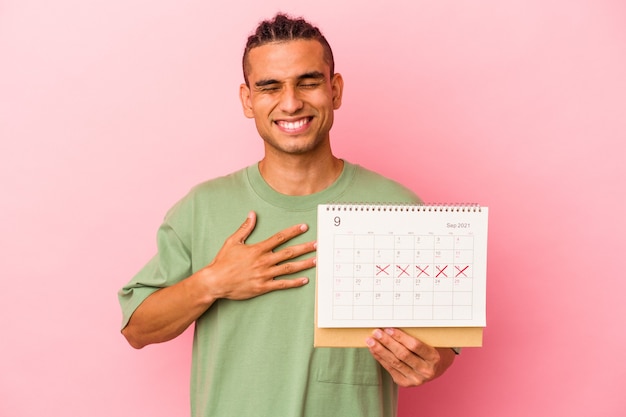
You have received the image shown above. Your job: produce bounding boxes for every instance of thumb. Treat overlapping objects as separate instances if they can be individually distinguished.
[234,211,257,244]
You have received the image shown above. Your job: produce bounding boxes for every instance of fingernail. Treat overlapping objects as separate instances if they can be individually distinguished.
[373,329,383,339]
[384,328,394,336]
[365,338,375,347]
[300,224,308,231]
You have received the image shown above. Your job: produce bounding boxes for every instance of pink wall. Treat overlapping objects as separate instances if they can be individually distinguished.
[1,1,625,416]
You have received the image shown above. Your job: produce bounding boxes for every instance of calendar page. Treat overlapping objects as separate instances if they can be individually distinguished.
[316,203,488,329]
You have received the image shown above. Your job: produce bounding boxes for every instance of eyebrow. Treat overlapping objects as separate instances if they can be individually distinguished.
[254,79,281,88]
[298,71,325,81]
[254,71,326,88]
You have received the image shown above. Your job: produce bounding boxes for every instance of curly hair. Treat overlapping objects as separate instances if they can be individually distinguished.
[242,13,335,86]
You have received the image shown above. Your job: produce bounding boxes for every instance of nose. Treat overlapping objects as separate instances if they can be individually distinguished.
[278,85,304,114]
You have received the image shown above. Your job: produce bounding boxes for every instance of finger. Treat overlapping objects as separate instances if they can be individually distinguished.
[367,329,414,368]
[268,254,317,279]
[259,223,310,251]
[264,275,310,292]
[366,332,416,384]
[230,211,257,244]
[382,328,439,362]
[366,331,432,386]
[254,256,315,295]
[269,240,317,264]
[368,329,427,372]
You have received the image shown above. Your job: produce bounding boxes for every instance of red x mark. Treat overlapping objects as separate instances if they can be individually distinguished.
[376,264,390,276]
[416,265,430,277]
[436,265,448,278]
[455,265,469,277]
[396,265,410,277]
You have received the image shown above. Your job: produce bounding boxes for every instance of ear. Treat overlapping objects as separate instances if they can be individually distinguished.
[331,73,344,110]
[239,83,255,118]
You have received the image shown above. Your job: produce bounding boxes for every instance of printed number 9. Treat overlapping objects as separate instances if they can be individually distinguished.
[334,216,341,227]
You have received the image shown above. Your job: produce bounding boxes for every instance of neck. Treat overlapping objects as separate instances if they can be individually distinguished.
[258,152,344,196]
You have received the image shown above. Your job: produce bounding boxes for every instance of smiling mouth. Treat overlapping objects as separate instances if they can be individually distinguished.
[275,117,312,132]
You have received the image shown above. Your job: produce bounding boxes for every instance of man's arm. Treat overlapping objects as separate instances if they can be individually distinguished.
[122,211,317,349]
[366,328,456,387]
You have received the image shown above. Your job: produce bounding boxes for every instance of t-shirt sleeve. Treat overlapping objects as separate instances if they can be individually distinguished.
[117,216,193,330]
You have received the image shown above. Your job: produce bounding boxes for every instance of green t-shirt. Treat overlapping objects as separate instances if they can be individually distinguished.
[119,161,420,417]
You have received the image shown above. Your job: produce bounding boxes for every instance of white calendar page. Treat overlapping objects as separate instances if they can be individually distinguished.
[316,204,488,328]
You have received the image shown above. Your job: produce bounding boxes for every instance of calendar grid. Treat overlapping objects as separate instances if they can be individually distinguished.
[331,234,475,322]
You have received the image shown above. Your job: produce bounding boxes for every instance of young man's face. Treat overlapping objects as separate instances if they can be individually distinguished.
[240,39,343,157]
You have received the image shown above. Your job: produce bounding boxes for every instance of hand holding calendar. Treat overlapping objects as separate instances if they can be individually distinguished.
[365,327,456,387]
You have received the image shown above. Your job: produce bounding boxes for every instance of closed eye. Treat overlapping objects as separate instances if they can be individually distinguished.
[299,81,321,89]
[254,79,282,92]
[258,86,280,92]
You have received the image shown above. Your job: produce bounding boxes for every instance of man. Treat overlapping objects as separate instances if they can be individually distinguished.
[119,13,455,417]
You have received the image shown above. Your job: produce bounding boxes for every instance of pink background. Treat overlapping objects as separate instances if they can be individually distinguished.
[1,0,625,416]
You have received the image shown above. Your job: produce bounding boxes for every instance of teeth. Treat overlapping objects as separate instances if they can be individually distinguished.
[279,118,308,130]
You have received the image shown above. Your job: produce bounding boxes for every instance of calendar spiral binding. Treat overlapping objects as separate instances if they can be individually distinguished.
[324,202,483,213]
